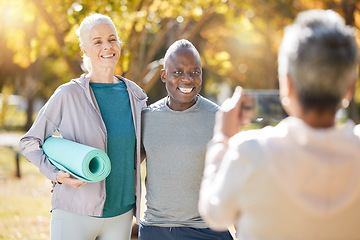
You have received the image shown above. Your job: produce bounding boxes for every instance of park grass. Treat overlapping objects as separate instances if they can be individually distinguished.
[0,146,52,240]
[0,146,236,240]
[0,143,142,240]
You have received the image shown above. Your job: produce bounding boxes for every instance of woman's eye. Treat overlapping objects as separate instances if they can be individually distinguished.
[110,39,117,42]
[95,41,101,45]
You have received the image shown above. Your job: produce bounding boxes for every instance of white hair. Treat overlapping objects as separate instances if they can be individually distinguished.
[278,9,358,111]
[76,13,118,72]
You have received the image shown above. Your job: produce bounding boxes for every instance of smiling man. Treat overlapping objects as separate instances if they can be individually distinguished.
[138,39,233,240]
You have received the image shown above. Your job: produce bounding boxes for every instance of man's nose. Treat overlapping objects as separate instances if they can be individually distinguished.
[181,72,193,82]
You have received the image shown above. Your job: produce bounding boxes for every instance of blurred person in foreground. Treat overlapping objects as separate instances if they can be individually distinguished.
[19,13,147,240]
[199,9,360,240]
[138,39,233,240]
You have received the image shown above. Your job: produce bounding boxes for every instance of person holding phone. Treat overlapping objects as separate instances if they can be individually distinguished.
[19,13,147,240]
[199,9,360,239]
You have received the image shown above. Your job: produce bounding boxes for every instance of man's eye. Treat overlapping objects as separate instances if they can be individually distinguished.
[192,71,200,76]
[174,71,182,75]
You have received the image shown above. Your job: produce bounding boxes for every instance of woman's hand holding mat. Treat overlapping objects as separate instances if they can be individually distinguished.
[56,171,88,188]
[42,136,111,183]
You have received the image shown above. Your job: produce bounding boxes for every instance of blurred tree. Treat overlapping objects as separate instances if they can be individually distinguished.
[1,0,360,130]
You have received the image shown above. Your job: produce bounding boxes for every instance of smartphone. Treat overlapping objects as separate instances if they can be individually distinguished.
[242,89,287,124]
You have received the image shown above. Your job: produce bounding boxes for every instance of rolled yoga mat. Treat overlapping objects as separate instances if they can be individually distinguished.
[42,136,111,182]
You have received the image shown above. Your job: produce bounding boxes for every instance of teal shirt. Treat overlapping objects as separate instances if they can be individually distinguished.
[90,81,135,218]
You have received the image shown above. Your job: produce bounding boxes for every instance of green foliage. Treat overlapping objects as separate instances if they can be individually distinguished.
[0,0,360,122]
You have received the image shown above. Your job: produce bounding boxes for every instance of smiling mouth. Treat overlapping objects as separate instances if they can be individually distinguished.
[101,53,115,58]
[179,87,194,94]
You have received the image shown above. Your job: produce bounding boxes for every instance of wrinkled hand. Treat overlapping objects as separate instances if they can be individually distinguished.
[56,171,87,188]
[214,86,255,139]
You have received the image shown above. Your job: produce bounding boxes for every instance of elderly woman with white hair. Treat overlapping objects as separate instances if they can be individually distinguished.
[19,13,147,240]
[199,9,360,240]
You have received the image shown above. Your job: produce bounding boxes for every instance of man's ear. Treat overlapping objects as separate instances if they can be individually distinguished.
[80,45,88,57]
[160,69,166,83]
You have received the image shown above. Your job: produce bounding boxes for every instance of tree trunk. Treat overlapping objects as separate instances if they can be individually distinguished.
[25,96,34,131]
[23,59,40,131]
[31,0,82,77]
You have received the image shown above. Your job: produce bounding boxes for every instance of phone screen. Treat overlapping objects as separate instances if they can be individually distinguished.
[242,90,287,124]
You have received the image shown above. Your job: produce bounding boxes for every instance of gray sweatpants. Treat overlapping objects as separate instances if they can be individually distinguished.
[50,208,133,240]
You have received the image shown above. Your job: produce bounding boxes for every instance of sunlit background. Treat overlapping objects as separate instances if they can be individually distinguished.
[0,0,359,239]
[0,0,359,130]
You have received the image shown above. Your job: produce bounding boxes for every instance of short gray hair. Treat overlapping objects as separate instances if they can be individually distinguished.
[163,39,200,68]
[76,13,118,72]
[278,9,358,111]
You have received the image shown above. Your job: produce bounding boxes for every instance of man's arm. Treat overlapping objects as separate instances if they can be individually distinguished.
[199,87,252,230]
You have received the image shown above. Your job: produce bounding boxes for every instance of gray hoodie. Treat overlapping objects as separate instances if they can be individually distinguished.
[19,74,147,220]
